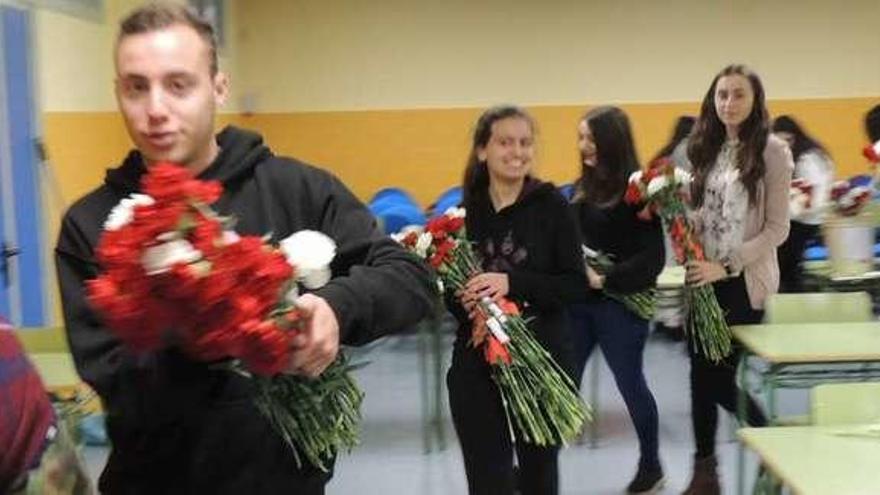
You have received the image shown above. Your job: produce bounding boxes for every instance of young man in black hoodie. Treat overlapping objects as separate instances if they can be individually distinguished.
[54,4,433,493]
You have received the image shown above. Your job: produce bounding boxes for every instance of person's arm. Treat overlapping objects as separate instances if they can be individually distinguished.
[507,196,589,310]
[794,151,833,220]
[727,138,794,273]
[603,211,665,294]
[310,174,435,346]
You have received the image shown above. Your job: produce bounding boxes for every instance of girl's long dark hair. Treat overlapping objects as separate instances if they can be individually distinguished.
[652,116,695,162]
[687,64,769,207]
[771,115,827,162]
[462,105,535,207]
[866,104,880,143]
[575,106,640,206]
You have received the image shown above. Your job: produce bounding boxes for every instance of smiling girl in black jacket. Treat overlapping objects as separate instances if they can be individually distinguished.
[446,106,586,495]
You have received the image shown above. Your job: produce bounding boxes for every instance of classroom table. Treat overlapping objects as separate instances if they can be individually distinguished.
[738,425,880,495]
[732,322,880,494]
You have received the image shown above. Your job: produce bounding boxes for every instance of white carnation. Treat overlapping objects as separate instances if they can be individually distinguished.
[646,176,669,197]
[280,230,337,289]
[104,194,155,231]
[445,206,466,218]
[674,168,693,186]
[628,170,643,184]
[142,239,202,275]
[415,232,432,257]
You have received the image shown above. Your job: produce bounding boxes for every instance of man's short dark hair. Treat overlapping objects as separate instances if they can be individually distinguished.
[118,2,218,75]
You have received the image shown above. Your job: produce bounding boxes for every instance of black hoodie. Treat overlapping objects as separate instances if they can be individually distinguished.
[55,126,434,493]
[571,198,665,295]
[448,179,588,375]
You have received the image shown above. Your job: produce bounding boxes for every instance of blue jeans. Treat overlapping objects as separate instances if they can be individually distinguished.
[569,299,660,469]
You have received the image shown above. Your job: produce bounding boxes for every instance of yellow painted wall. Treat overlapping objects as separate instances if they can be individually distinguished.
[33,0,880,207]
[232,98,879,206]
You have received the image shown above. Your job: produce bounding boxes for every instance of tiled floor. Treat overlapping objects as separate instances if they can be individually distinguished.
[83,329,791,494]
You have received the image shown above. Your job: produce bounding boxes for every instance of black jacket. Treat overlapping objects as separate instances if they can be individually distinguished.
[55,126,433,493]
[572,198,665,294]
[449,179,587,374]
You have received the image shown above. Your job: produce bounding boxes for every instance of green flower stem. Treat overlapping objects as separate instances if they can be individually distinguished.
[252,356,364,472]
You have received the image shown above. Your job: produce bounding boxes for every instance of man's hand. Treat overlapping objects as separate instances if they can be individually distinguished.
[286,293,340,377]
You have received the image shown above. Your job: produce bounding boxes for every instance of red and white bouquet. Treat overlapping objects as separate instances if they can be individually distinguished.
[86,163,362,470]
[863,140,880,164]
[789,178,814,218]
[393,208,590,446]
[829,180,872,217]
[625,159,731,362]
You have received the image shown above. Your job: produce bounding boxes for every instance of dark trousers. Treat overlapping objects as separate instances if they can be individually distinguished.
[569,299,660,469]
[688,276,768,458]
[447,343,559,495]
[777,221,820,293]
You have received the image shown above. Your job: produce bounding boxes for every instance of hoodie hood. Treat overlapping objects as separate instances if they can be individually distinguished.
[490,176,558,213]
[104,126,271,195]
[517,177,557,205]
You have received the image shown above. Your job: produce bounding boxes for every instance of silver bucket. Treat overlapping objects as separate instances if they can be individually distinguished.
[822,211,876,276]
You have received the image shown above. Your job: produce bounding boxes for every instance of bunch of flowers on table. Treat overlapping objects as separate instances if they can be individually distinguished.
[829,180,872,217]
[393,208,590,446]
[624,158,731,362]
[86,163,362,470]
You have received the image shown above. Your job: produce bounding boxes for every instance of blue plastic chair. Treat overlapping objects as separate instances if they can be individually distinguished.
[804,245,828,261]
[849,175,873,188]
[376,204,427,234]
[370,187,417,207]
[558,183,575,201]
[430,186,463,218]
[369,196,419,216]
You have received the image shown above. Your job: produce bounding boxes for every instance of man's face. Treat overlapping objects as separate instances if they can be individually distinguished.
[115,24,227,169]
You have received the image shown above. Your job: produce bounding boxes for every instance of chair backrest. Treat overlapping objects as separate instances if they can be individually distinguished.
[369,187,419,210]
[811,382,880,425]
[429,186,463,218]
[14,326,69,353]
[764,292,872,324]
[376,204,427,234]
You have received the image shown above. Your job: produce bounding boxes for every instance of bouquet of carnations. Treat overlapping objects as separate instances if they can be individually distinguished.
[86,163,362,470]
[789,178,814,218]
[581,245,656,321]
[624,158,731,362]
[829,180,872,217]
[863,140,880,164]
[393,208,590,446]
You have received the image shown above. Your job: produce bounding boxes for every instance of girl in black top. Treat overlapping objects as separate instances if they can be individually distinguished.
[569,106,666,495]
[446,106,586,495]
